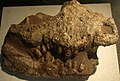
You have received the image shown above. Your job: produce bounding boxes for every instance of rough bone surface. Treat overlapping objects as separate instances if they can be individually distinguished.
[1,0,119,79]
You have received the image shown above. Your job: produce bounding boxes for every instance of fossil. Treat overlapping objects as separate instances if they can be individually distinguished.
[1,0,119,79]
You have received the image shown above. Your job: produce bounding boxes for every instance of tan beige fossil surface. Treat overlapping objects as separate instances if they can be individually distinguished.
[1,0,119,79]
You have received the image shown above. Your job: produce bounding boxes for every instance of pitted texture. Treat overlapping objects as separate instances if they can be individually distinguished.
[1,0,119,79]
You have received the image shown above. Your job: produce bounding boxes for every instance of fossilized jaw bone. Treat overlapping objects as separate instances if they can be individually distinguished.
[1,0,119,78]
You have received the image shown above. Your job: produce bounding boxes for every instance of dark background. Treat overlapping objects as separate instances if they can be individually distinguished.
[0,0,120,5]
[0,0,120,71]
